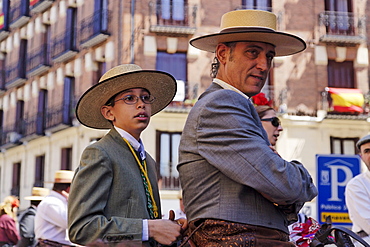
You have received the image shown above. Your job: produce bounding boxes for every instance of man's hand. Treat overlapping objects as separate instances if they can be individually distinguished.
[148,219,181,245]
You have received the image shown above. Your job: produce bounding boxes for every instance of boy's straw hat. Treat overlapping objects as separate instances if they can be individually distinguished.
[190,9,306,56]
[24,187,50,201]
[76,64,177,129]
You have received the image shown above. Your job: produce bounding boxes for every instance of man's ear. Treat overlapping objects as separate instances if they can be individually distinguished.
[101,106,115,122]
[216,43,228,65]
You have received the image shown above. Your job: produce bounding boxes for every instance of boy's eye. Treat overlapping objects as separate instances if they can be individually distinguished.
[142,95,150,101]
[124,95,136,102]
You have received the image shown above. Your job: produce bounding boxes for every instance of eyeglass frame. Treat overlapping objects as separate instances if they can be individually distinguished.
[106,94,156,106]
[260,117,281,127]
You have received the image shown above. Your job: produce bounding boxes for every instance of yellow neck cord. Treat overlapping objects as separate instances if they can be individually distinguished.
[123,138,159,218]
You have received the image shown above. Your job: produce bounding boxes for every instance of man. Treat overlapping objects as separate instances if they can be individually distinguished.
[345,134,370,246]
[18,187,49,247]
[178,9,318,246]
[35,170,75,246]
[68,64,183,246]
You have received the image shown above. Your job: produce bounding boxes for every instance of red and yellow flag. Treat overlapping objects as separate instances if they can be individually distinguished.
[327,87,364,113]
[30,0,39,6]
[0,14,4,30]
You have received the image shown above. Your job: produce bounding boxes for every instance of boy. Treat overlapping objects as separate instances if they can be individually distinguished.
[68,64,182,246]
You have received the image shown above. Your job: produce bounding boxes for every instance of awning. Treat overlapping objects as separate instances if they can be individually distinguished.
[326,87,364,113]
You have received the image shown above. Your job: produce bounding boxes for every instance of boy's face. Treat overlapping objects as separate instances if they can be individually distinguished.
[101,88,152,140]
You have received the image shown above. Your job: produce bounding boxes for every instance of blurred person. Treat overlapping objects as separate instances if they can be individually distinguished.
[345,134,370,246]
[17,187,49,247]
[178,9,317,246]
[68,64,183,246]
[0,196,20,246]
[254,104,283,146]
[34,170,75,246]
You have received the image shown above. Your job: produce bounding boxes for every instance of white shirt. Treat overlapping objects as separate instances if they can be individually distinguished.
[345,170,370,242]
[114,126,149,241]
[35,190,73,245]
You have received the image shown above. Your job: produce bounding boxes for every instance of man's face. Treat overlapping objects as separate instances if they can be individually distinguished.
[360,142,370,171]
[216,41,275,97]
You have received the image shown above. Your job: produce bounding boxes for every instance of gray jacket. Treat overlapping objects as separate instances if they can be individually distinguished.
[178,83,317,233]
[68,128,161,246]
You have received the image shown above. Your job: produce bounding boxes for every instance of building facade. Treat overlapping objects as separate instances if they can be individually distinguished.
[0,0,369,218]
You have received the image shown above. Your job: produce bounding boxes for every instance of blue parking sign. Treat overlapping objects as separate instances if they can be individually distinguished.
[316,154,361,225]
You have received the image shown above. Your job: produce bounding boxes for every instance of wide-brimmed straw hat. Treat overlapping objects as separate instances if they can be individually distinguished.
[54,170,74,183]
[24,187,50,201]
[190,9,306,56]
[76,64,177,129]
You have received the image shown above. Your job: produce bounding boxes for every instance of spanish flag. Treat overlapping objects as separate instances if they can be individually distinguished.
[0,14,4,30]
[327,87,364,113]
[30,0,39,6]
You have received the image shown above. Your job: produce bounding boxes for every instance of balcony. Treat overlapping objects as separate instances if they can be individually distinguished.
[51,30,78,63]
[149,1,197,35]
[0,125,23,149]
[45,97,78,133]
[5,61,27,89]
[30,0,54,14]
[0,13,10,41]
[0,68,5,94]
[318,11,366,45]
[27,44,51,77]
[80,9,111,48]
[20,112,45,142]
[9,0,30,29]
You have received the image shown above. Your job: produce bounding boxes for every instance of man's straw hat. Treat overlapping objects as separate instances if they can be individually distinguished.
[190,10,306,56]
[24,187,50,201]
[76,64,177,129]
[54,170,74,183]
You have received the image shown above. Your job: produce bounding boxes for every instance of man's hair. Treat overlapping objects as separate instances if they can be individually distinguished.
[53,183,71,192]
[210,42,237,78]
[31,200,42,207]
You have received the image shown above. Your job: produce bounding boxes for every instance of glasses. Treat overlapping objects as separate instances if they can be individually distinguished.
[112,95,156,105]
[261,117,281,127]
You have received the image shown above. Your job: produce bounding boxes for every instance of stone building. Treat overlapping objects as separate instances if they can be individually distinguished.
[0,0,369,218]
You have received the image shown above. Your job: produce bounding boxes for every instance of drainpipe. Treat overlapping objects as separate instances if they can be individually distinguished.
[130,0,136,64]
[118,0,123,64]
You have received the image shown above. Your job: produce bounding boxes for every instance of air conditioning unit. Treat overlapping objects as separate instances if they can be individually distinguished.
[7,132,21,143]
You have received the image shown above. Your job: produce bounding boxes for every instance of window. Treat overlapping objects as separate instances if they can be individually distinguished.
[61,147,72,170]
[156,131,181,189]
[324,0,353,35]
[0,53,5,90]
[93,62,107,85]
[94,0,109,33]
[156,52,187,100]
[63,77,75,124]
[158,0,186,25]
[36,89,47,135]
[242,0,271,11]
[1,0,10,30]
[35,155,45,187]
[330,137,359,154]
[327,60,354,88]
[11,162,21,196]
[66,7,77,51]
[19,39,27,79]
[15,100,24,134]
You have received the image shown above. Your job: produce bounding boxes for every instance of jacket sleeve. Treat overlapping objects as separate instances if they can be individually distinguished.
[196,90,317,205]
[68,145,143,245]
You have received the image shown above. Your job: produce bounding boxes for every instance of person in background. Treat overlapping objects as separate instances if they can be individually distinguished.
[68,64,183,246]
[17,187,50,247]
[178,9,317,246]
[254,104,283,147]
[35,170,75,246]
[0,195,20,246]
[345,134,370,246]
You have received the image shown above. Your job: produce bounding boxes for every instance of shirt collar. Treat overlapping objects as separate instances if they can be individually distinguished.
[213,78,251,101]
[114,126,146,160]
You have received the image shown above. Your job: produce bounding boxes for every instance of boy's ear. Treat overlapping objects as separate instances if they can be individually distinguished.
[101,106,115,121]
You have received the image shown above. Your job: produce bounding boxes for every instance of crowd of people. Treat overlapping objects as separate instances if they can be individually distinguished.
[0,8,369,247]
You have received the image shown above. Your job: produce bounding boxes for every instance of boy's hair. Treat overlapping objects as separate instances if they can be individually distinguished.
[53,183,71,192]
